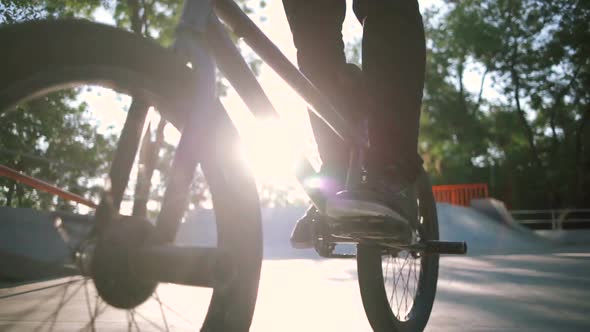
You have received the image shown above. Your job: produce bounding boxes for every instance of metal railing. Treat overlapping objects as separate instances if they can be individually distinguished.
[511,209,590,230]
[432,183,489,207]
[0,164,97,209]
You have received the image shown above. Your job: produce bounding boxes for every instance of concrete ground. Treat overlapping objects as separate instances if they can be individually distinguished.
[2,249,589,331]
[2,205,590,331]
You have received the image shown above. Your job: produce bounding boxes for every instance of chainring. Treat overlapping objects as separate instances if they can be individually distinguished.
[92,216,159,309]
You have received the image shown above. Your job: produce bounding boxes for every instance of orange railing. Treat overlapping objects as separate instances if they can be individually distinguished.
[432,183,489,206]
[0,164,97,209]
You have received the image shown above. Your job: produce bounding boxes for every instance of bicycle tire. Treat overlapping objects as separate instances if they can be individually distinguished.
[356,167,439,332]
[0,19,262,331]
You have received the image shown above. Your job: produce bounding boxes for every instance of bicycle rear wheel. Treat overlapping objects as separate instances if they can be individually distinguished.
[0,19,262,331]
[356,168,439,332]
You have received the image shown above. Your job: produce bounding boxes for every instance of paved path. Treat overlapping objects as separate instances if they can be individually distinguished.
[2,249,590,331]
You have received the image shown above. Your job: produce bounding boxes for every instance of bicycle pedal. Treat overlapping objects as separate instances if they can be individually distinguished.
[423,240,467,255]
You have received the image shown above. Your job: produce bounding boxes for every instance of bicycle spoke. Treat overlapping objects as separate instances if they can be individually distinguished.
[132,307,170,332]
[392,257,403,316]
[44,281,71,332]
[81,294,108,331]
[383,248,422,321]
[383,256,391,285]
[127,310,142,331]
[403,257,413,317]
[83,279,97,332]
[153,291,170,332]
[39,278,86,332]
[0,278,84,300]
[151,293,196,326]
[388,257,396,306]
[392,254,409,293]
[392,256,401,311]
[397,256,409,318]
[402,261,409,318]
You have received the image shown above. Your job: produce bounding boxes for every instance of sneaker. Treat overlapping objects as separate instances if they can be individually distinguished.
[325,171,418,241]
[290,205,318,249]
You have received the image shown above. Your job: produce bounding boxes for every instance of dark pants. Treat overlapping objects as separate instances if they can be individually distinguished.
[283,0,425,190]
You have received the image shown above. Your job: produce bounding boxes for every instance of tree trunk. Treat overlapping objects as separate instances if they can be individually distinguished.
[574,104,590,206]
[5,182,15,207]
[510,62,542,169]
[127,0,143,35]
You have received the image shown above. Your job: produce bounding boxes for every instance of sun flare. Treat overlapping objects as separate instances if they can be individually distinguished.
[239,119,303,187]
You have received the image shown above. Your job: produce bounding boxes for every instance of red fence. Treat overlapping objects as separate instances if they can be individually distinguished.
[432,183,489,206]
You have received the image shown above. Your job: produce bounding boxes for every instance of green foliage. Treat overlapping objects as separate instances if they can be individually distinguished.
[1,0,270,213]
[420,0,589,208]
[110,0,182,45]
[0,0,104,22]
[0,0,41,22]
[0,91,116,211]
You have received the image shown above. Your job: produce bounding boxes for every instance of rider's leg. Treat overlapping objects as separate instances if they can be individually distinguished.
[284,0,426,190]
[324,0,426,227]
[284,0,427,248]
[282,0,353,248]
[282,0,356,194]
[355,0,425,182]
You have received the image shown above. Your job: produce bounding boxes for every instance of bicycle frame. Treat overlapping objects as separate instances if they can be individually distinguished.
[79,0,372,287]
[174,0,369,210]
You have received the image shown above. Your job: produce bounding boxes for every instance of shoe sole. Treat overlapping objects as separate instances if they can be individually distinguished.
[325,198,410,225]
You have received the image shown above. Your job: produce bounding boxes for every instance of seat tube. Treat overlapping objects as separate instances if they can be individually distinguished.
[179,0,213,32]
[154,0,218,243]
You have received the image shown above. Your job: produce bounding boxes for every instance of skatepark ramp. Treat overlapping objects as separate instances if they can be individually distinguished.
[1,200,579,282]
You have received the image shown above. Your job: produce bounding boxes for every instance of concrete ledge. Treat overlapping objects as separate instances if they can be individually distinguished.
[0,207,92,282]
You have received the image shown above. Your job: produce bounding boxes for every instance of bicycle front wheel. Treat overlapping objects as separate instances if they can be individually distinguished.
[356,168,439,332]
[1,19,262,331]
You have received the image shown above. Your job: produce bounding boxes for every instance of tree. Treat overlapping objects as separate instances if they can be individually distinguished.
[0,91,116,211]
[0,0,104,23]
[420,0,589,208]
[1,1,120,212]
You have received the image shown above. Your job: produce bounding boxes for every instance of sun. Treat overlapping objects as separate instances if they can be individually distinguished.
[238,118,303,187]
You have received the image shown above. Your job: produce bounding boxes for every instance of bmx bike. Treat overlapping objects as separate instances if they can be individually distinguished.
[0,0,466,330]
